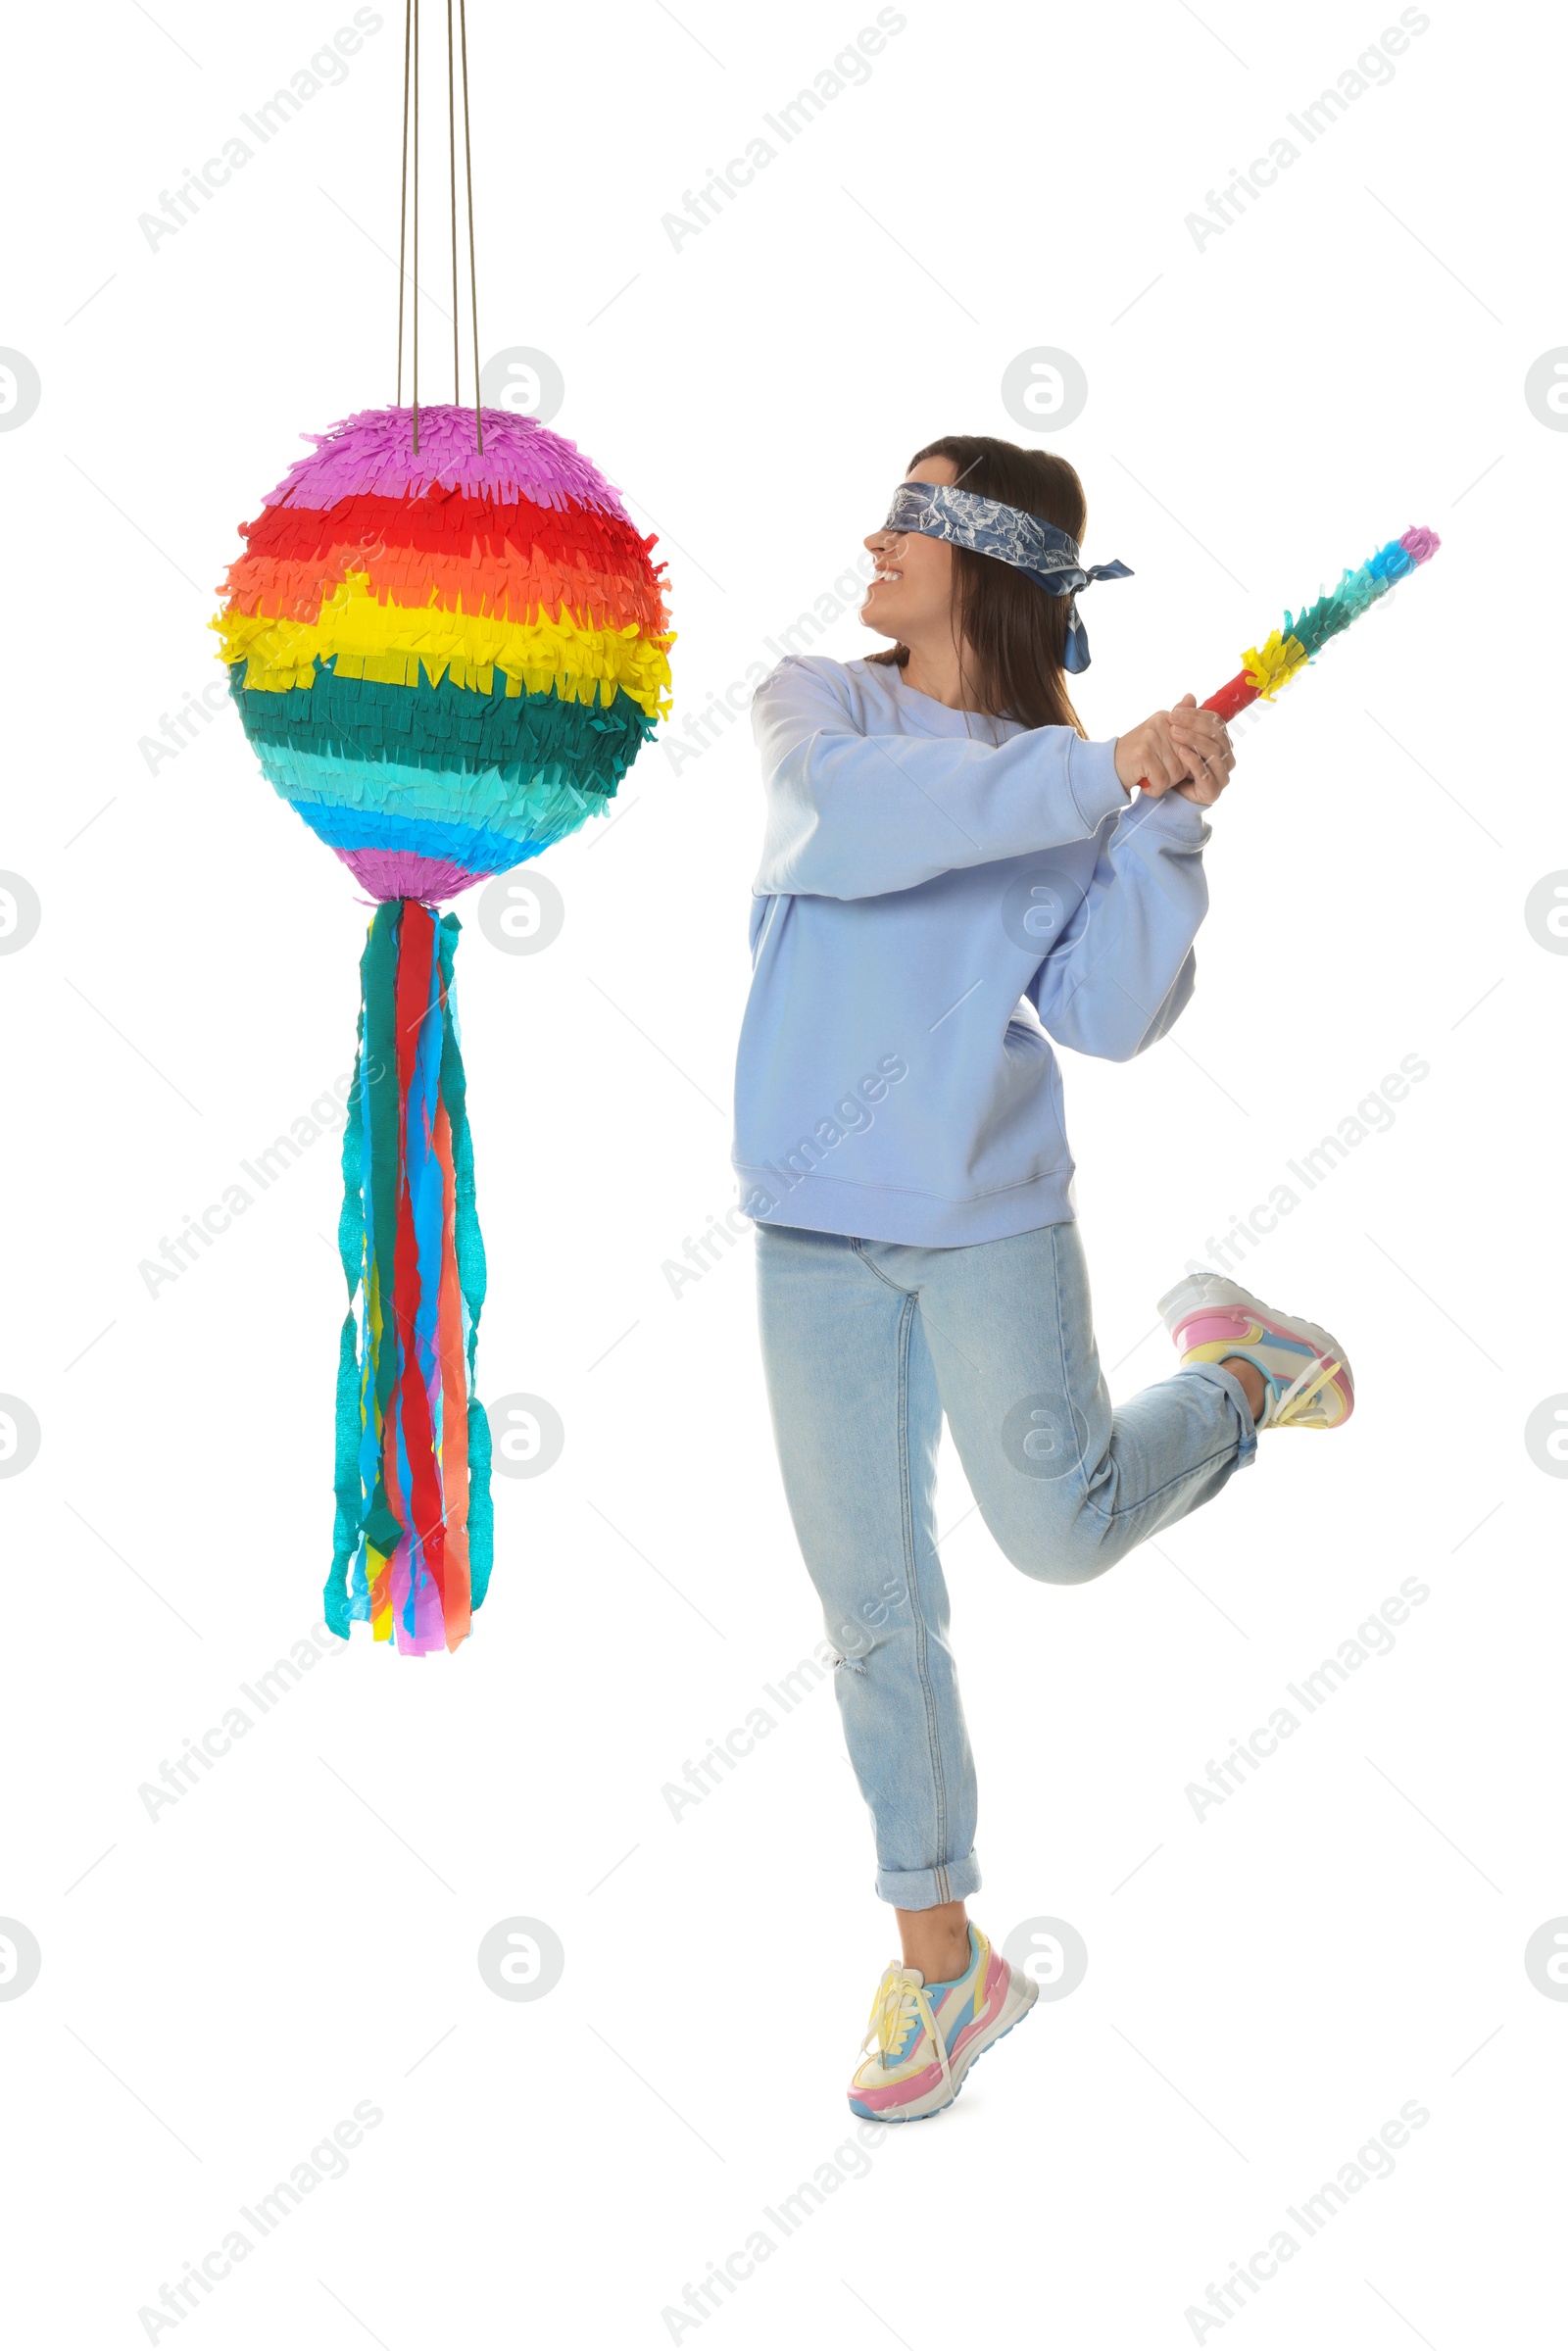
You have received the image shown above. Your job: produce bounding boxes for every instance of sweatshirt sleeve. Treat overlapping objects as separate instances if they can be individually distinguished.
[1026,787,1210,1061]
[752,656,1130,900]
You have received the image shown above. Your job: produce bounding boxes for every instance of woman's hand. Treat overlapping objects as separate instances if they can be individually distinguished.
[1113,694,1237,805]
[1169,694,1235,804]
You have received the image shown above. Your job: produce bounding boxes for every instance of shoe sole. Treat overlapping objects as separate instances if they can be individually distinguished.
[847,1972,1040,2125]
[1156,1270,1354,1424]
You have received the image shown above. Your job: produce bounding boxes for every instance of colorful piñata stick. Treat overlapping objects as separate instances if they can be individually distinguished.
[1197,525,1440,722]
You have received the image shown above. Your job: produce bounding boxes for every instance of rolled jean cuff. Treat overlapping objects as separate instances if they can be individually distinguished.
[1180,1359,1259,1471]
[874,1850,982,1910]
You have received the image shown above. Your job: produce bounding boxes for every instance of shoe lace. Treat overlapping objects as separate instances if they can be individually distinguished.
[860,1932,991,2089]
[1268,1351,1344,1428]
[862,1968,943,2079]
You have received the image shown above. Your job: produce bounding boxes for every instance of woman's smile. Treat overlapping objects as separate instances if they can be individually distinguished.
[859,454,959,653]
[861,554,904,612]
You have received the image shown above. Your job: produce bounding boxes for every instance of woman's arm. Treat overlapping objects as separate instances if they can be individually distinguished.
[752,656,1129,901]
[1026,790,1210,1060]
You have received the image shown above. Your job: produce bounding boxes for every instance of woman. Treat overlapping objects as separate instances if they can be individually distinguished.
[733,435,1353,2123]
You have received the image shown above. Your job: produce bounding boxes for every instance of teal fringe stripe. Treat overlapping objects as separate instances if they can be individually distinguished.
[229,659,655,795]
[326,989,368,1639]
[322,904,406,1638]
[467,1400,495,1610]
[437,912,494,1609]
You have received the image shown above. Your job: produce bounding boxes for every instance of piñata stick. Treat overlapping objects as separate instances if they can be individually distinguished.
[1197,525,1440,725]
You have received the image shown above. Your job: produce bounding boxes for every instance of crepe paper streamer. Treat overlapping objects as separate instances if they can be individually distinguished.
[214,403,673,1651]
[1200,526,1440,724]
[328,901,491,1653]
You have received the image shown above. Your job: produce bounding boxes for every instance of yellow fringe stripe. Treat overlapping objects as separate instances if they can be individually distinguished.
[216,571,674,717]
[1241,631,1310,702]
[368,1546,393,1644]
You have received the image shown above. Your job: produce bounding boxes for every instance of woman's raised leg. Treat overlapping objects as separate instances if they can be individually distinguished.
[892,1219,1260,1585]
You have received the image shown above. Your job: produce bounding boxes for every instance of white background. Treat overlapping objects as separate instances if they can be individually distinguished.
[2,0,1564,2343]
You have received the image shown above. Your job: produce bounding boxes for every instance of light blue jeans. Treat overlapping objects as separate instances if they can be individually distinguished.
[756,1219,1258,1909]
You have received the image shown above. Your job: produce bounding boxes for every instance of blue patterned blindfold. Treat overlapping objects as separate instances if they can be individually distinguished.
[882,480,1132,673]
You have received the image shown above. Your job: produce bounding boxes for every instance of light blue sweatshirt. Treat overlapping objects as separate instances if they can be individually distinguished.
[732,655,1212,1246]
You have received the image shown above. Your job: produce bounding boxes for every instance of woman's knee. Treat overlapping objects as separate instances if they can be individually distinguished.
[994,1496,1124,1587]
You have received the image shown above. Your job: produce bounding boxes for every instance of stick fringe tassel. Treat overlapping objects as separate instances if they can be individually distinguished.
[1202,525,1440,719]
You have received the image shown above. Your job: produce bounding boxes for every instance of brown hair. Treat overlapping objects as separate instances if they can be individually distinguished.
[866,434,1089,735]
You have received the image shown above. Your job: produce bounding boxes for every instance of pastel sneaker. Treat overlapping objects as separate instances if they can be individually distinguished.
[848,1924,1038,2123]
[1158,1269,1354,1430]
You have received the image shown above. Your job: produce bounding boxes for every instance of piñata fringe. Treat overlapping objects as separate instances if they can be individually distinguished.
[327,900,491,1653]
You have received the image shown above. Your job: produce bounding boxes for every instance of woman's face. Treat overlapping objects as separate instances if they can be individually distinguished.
[860,454,958,641]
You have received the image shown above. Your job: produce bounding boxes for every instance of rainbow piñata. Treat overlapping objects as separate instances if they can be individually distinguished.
[215,402,672,901]
[212,403,673,1654]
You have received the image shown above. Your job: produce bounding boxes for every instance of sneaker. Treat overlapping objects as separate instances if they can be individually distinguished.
[847,1925,1038,2123]
[1158,1269,1354,1430]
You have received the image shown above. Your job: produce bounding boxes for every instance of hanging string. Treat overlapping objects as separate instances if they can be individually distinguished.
[396,0,412,405]
[397,0,483,454]
[459,0,482,453]
[446,0,460,405]
[411,0,420,453]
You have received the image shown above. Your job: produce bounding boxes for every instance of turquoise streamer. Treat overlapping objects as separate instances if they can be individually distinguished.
[436,913,493,1606]
[327,948,371,1636]
[348,1008,381,1621]
[467,1397,495,1609]
[438,914,488,1327]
